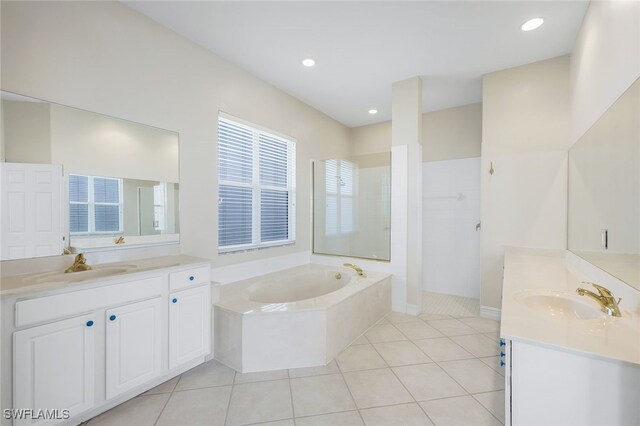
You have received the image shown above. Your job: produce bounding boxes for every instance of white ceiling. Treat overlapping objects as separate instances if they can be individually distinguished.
[125,1,589,128]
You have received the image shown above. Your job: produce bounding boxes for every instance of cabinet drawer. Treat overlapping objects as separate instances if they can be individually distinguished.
[169,266,210,291]
[15,276,164,328]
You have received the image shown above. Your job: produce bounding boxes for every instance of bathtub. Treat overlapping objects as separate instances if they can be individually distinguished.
[214,264,391,372]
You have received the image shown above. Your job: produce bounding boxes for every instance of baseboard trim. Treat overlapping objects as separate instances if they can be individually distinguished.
[405,304,419,316]
[480,305,501,320]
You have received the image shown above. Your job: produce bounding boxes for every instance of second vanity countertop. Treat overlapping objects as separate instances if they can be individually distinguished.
[0,255,211,299]
[501,247,640,366]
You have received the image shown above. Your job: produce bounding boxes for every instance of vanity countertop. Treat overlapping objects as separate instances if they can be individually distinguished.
[0,255,211,299]
[501,247,640,366]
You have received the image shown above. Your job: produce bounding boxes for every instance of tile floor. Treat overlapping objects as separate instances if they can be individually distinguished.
[87,293,504,426]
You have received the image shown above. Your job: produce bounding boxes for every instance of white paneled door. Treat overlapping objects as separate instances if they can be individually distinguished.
[13,314,95,426]
[1,162,64,260]
[105,297,163,400]
[169,285,211,369]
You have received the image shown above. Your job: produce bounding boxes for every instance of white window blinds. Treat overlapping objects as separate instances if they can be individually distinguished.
[218,115,296,252]
[69,174,122,234]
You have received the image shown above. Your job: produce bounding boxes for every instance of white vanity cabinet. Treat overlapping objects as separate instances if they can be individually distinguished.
[2,258,212,426]
[13,314,95,426]
[169,285,211,369]
[503,338,640,426]
[105,297,163,399]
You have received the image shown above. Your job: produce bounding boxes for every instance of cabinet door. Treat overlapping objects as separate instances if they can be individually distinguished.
[105,297,163,399]
[14,314,95,426]
[169,285,211,369]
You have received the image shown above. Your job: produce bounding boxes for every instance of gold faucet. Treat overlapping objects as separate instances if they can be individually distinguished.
[576,282,622,317]
[64,253,92,273]
[343,263,365,277]
[114,236,125,244]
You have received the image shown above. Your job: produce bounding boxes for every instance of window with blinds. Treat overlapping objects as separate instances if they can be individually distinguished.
[69,174,123,234]
[218,115,296,252]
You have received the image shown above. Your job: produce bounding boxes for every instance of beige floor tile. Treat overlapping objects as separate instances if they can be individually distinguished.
[226,379,293,425]
[143,376,179,395]
[175,359,235,391]
[87,394,170,426]
[364,324,407,343]
[439,359,504,394]
[372,341,432,367]
[343,368,413,409]
[386,311,421,324]
[235,369,288,384]
[337,344,387,372]
[376,316,390,324]
[459,317,501,333]
[425,319,478,337]
[483,331,501,342]
[450,334,498,357]
[360,403,434,426]
[474,391,506,424]
[393,363,467,401]
[419,313,451,321]
[395,321,443,340]
[351,334,369,345]
[156,386,231,426]
[290,373,356,417]
[289,360,340,378]
[295,411,364,426]
[420,395,501,426]
[413,337,474,362]
[479,356,505,376]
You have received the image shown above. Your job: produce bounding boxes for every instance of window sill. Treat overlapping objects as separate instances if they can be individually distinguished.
[218,241,295,255]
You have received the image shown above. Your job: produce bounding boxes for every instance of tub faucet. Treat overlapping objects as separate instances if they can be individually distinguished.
[343,263,365,277]
[576,282,622,317]
[65,253,92,273]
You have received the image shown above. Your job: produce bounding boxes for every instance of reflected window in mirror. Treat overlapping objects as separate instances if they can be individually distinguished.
[325,159,356,236]
[69,174,123,235]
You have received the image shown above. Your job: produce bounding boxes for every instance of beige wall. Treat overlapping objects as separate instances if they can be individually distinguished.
[349,103,482,162]
[480,56,571,309]
[1,1,351,265]
[570,0,640,146]
[2,100,51,164]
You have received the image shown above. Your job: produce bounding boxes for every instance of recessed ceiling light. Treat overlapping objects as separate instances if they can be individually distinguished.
[302,58,316,67]
[368,109,378,115]
[521,17,544,32]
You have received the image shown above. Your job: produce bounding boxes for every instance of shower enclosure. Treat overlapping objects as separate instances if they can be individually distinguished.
[313,152,391,261]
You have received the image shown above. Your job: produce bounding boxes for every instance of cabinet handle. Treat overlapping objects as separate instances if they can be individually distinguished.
[189,275,195,281]
[109,315,117,321]
[86,320,94,327]
[172,298,178,303]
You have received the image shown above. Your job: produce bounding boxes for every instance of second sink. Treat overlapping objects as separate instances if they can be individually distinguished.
[514,290,603,320]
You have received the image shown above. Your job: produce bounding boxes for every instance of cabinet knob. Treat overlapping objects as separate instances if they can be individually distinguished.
[109,315,117,321]
[189,275,195,281]
[86,320,94,327]
[172,298,178,303]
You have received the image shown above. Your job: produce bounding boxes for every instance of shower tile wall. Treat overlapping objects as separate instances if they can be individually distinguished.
[423,158,481,299]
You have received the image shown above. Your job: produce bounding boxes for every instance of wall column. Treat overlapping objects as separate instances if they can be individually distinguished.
[391,77,423,314]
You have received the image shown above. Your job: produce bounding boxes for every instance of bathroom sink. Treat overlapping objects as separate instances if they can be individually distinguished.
[514,291,603,320]
[30,267,131,284]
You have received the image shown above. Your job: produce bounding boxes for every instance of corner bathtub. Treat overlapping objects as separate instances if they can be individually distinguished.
[214,264,391,372]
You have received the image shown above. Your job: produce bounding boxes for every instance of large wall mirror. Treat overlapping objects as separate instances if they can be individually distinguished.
[313,152,391,261]
[568,78,640,290]
[1,91,179,260]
